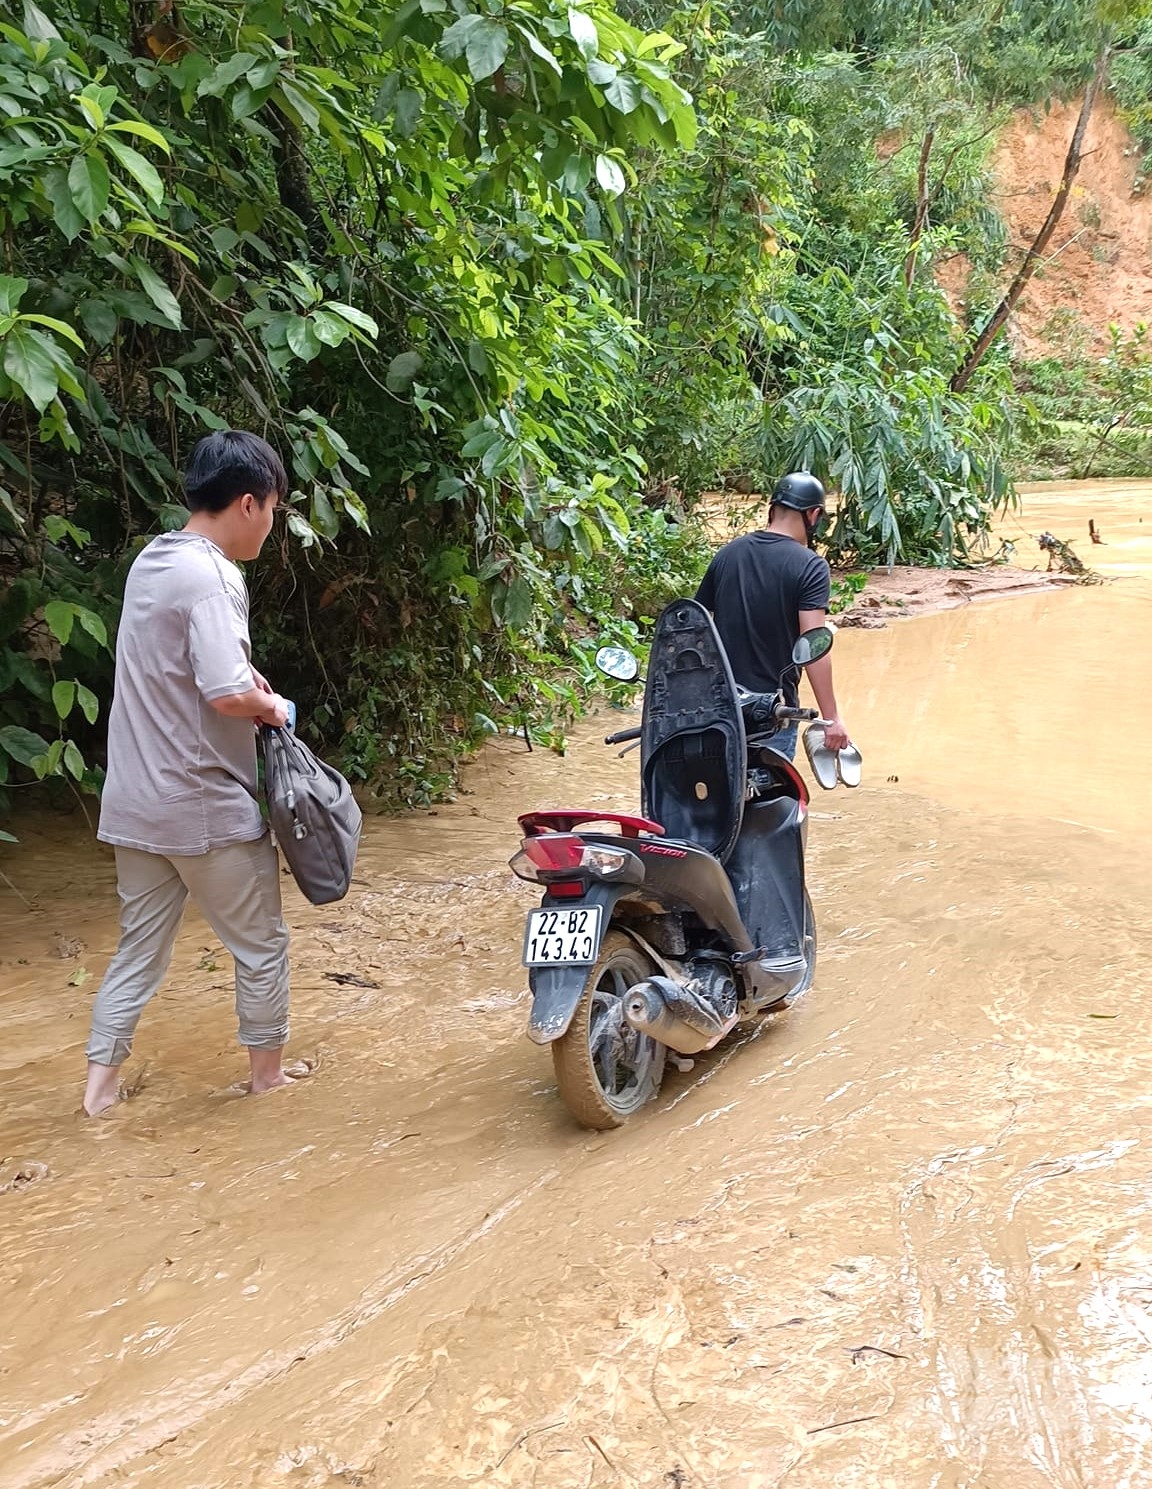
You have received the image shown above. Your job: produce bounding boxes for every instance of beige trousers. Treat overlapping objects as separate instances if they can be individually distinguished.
[87,835,290,1066]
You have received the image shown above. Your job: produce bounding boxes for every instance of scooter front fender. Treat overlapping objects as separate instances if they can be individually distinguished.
[526,883,630,1044]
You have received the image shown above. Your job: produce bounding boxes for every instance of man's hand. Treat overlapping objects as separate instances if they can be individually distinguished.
[256,693,291,728]
[251,667,274,695]
[822,716,850,751]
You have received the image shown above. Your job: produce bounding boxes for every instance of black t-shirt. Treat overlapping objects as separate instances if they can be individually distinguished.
[695,532,831,704]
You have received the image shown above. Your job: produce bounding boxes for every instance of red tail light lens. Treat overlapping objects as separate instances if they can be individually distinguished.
[522,833,585,871]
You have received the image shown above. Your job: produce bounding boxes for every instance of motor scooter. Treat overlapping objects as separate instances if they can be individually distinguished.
[509,597,835,1129]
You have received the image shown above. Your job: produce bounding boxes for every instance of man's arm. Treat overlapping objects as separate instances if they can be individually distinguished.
[189,593,288,725]
[798,607,849,750]
[210,688,289,725]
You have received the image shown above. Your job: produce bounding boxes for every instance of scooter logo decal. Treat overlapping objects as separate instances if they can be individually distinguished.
[640,843,687,858]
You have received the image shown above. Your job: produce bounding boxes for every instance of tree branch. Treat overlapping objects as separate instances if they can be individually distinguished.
[951,46,1111,394]
[903,125,935,287]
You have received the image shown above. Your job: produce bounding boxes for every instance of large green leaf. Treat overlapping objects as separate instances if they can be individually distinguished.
[132,259,183,330]
[22,0,60,42]
[76,607,108,647]
[43,599,75,644]
[604,74,641,113]
[327,303,378,337]
[394,87,423,137]
[105,138,164,204]
[595,154,626,197]
[3,328,59,412]
[286,317,323,361]
[41,168,84,243]
[0,277,27,316]
[52,679,76,720]
[106,119,171,153]
[0,725,50,767]
[68,153,111,225]
[198,53,258,99]
[465,20,509,80]
[568,7,599,58]
[502,574,535,631]
[75,684,100,725]
[386,350,424,391]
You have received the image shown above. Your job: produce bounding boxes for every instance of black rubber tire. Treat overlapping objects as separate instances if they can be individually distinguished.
[794,890,817,998]
[552,930,667,1130]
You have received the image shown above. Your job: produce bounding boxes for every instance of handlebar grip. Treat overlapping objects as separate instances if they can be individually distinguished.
[605,726,642,744]
[775,706,819,722]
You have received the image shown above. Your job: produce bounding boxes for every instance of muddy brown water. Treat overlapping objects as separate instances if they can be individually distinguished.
[1,480,1151,1488]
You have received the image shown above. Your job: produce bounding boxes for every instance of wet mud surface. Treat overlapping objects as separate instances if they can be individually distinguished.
[1,480,1151,1488]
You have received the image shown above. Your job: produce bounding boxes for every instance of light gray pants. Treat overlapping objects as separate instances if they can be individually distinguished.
[87,835,290,1066]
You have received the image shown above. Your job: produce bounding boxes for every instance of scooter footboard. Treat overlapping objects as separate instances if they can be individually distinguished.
[526,884,629,1044]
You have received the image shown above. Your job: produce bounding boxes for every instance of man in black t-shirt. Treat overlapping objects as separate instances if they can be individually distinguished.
[695,472,851,760]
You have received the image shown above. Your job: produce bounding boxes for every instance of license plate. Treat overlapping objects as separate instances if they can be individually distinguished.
[522,905,603,967]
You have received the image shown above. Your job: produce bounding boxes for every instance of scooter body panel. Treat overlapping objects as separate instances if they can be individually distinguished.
[725,794,807,961]
[627,838,755,952]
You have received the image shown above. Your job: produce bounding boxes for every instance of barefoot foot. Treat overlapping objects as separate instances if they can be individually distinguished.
[82,1061,125,1118]
[233,1055,318,1096]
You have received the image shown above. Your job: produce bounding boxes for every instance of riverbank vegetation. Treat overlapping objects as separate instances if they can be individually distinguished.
[1,0,1150,816]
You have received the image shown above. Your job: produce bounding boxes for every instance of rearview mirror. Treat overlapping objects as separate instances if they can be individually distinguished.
[595,645,640,682]
[791,626,834,667]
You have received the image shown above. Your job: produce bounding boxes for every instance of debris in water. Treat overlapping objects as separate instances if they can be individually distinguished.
[1037,532,1103,583]
[323,972,380,988]
[0,1159,50,1193]
[845,1344,908,1364]
[808,1414,882,1435]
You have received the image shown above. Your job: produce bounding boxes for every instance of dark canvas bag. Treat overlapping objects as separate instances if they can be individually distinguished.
[260,725,362,904]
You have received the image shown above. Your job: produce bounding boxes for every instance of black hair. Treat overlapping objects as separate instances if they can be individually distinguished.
[183,430,288,513]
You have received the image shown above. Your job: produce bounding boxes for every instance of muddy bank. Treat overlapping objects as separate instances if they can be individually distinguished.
[834,562,1075,626]
[1,478,1151,1487]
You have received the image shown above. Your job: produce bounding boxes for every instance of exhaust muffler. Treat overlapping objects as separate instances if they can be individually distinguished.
[624,976,738,1056]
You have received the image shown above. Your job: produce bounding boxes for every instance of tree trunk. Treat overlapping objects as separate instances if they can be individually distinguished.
[903,126,936,287]
[270,107,323,242]
[951,46,1110,394]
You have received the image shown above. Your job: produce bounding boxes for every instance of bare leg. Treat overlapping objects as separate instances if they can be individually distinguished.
[248,1047,291,1093]
[83,1061,123,1117]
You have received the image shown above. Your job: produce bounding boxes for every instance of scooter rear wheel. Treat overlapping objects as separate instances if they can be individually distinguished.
[795,890,817,998]
[552,930,666,1130]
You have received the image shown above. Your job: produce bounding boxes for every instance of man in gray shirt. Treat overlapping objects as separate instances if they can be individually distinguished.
[84,431,299,1116]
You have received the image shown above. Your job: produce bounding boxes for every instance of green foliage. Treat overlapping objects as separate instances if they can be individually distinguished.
[754,228,1014,564]
[1111,18,1152,179]
[0,0,699,811]
[1,0,1136,820]
[1011,324,1152,479]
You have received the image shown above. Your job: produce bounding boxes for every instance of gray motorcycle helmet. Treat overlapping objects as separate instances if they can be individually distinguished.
[771,471,826,511]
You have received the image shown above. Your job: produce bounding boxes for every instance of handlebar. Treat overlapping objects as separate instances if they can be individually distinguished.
[606,707,817,747]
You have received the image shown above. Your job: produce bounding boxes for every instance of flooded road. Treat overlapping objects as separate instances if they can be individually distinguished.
[2,479,1152,1488]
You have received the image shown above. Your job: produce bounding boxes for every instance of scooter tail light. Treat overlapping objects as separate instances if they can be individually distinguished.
[512,834,631,884]
[522,833,585,871]
[508,849,541,882]
[547,880,586,899]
